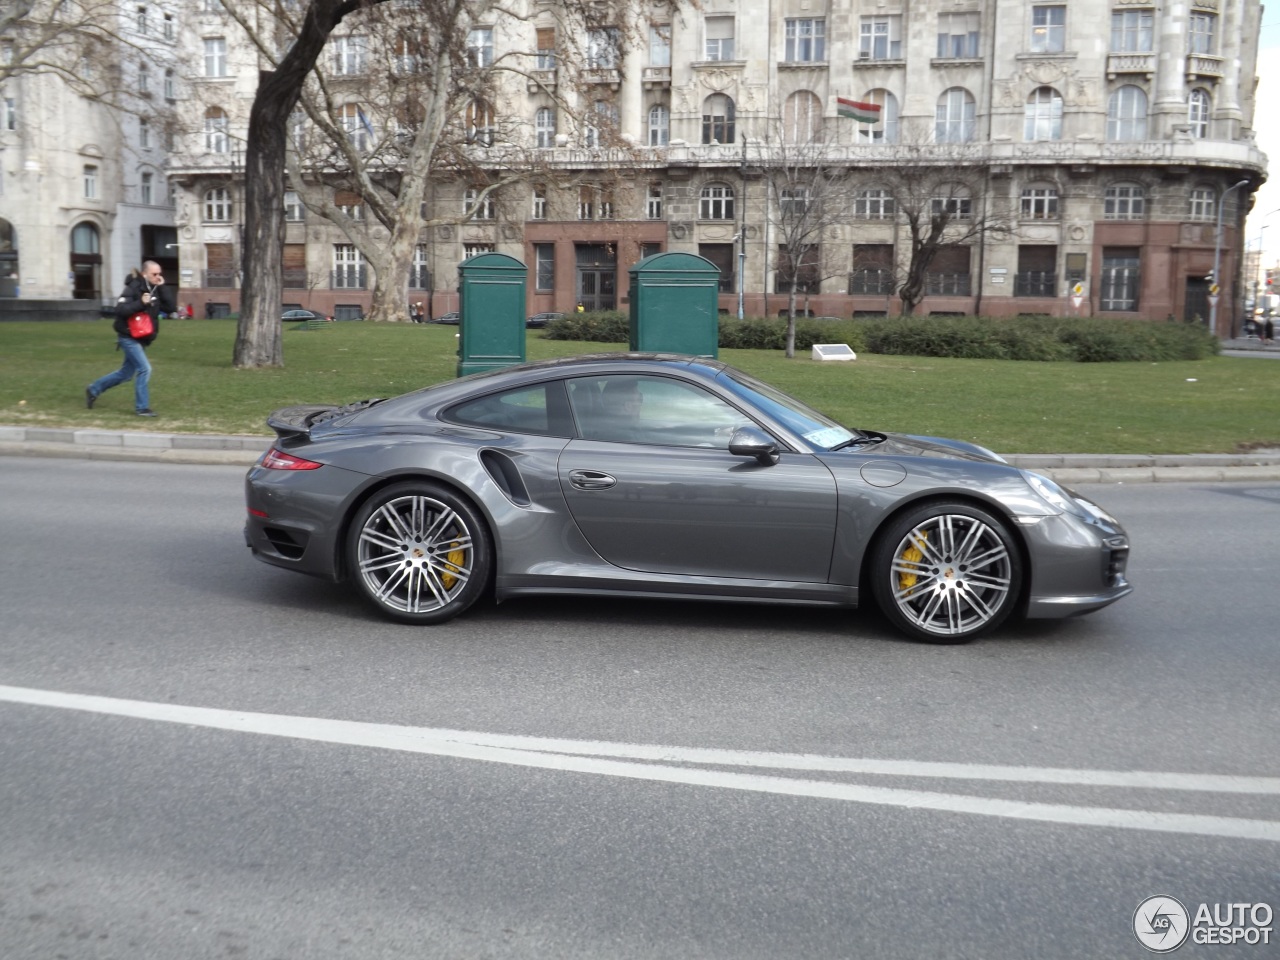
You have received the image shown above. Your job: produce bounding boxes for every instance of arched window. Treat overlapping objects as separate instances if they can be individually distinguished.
[1104,182,1146,220]
[203,107,228,154]
[1188,89,1211,139]
[1024,87,1063,141]
[1020,183,1060,219]
[857,90,899,144]
[204,188,231,222]
[783,91,822,143]
[1188,185,1215,222]
[467,99,495,147]
[339,103,371,151]
[648,104,670,146]
[535,107,555,148]
[71,222,100,253]
[935,87,975,143]
[702,94,735,144]
[1107,85,1148,141]
[585,100,617,148]
[699,182,735,220]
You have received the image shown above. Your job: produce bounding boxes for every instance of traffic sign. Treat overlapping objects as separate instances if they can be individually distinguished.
[1071,282,1084,296]
[1071,295,1083,309]
[1208,295,1220,308]
[1209,283,1220,295]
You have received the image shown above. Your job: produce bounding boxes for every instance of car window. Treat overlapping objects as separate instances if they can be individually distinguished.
[569,375,753,448]
[445,382,573,437]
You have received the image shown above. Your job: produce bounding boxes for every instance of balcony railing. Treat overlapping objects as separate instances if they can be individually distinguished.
[204,268,236,288]
[848,269,895,295]
[1106,52,1155,78]
[1014,271,1058,297]
[1186,54,1224,80]
[925,273,971,296]
[642,66,671,87]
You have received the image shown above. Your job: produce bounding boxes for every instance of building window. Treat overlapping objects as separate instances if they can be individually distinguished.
[1020,185,1059,220]
[464,185,495,221]
[648,104,669,146]
[284,190,304,221]
[1104,182,1145,220]
[646,183,663,220]
[204,37,227,77]
[163,13,174,40]
[577,185,595,220]
[859,16,902,60]
[1030,6,1066,54]
[935,87,975,143]
[931,190,972,220]
[783,91,821,143]
[1024,86,1063,141]
[534,243,554,292]
[1015,246,1057,297]
[164,68,175,99]
[463,243,495,260]
[333,244,366,289]
[1188,186,1215,222]
[410,245,430,289]
[1188,89,1211,139]
[936,12,979,58]
[857,89,899,143]
[531,185,547,220]
[535,107,555,148]
[702,94,735,144]
[1107,85,1148,141]
[332,35,367,75]
[139,118,151,148]
[136,5,148,34]
[850,244,895,295]
[340,103,372,151]
[699,182,735,220]
[204,107,228,152]
[649,24,670,67]
[3,97,15,131]
[584,100,617,148]
[776,245,821,294]
[785,19,825,62]
[1188,13,1216,55]
[335,189,364,221]
[780,186,811,220]
[1100,248,1139,311]
[587,27,620,69]
[204,187,230,221]
[705,16,735,61]
[468,27,493,68]
[925,246,972,296]
[855,187,895,220]
[536,27,555,69]
[1111,9,1153,52]
[138,62,150,94]
[466,99,495,147]
[141,172,153,204]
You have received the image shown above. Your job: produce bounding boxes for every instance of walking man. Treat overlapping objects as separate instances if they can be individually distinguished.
[85,261,174,417]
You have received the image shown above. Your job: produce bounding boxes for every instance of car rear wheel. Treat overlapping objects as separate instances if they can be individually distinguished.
[347,482,491,624]
[870,501,1022,643]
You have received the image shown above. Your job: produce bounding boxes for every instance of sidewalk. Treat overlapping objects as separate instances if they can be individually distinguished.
[2,425,1278,484]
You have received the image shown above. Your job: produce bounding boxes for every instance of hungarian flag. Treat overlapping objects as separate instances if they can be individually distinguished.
[837,97,882,124]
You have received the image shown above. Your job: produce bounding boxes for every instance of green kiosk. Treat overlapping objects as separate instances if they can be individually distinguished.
[456,252,528,376]
[628,252,720,358]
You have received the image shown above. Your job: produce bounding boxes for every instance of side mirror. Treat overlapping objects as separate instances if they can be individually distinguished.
[728,425,780,465]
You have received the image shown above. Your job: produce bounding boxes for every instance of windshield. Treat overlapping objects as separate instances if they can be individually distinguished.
[717,370,857,450]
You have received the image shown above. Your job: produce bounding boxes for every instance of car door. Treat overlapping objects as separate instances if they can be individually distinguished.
[558,375,838,582]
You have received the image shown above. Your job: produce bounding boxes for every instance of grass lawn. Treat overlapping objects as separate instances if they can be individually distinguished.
[1,318,1276,454]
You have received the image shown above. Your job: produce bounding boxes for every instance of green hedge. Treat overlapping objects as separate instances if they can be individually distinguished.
[543,312,1219,362]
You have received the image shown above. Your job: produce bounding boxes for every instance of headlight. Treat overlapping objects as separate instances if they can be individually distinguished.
[1023,471,1087,518]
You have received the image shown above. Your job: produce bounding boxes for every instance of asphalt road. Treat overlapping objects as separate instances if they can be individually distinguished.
[1,459,1277,959]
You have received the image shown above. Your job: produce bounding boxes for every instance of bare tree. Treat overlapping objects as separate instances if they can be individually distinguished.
[752,127,861,357]
[0,0,124,92]
[229,0,639,367]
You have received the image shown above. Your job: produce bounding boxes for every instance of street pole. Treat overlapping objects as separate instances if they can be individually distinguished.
[1211,179,1249,337]
[737,138,747,321]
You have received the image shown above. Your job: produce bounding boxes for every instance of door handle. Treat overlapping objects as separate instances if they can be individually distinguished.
[568,469,617,490]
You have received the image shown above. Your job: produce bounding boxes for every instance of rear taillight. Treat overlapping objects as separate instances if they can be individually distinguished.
[260,447,323,470]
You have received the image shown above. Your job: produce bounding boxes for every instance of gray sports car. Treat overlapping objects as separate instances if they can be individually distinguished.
[244,353,1131,642]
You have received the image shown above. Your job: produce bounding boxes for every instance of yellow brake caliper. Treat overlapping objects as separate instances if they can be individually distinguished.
[441,540,465,590]
[898,531,929,595]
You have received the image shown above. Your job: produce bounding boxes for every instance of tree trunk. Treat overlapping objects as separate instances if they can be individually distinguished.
[785,288,797,357]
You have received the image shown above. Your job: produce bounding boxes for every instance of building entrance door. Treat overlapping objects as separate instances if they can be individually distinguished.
[1185,277,1210,324]
[576,243,616,311]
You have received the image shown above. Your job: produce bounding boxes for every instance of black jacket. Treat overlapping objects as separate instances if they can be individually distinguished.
[113,274,176,347]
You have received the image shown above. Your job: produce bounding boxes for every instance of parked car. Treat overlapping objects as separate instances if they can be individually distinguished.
[282,309,326,323]
[244,353,1132,643]
[430,311,461,325]
[526,311,566,329]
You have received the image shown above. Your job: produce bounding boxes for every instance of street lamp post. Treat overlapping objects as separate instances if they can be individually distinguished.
[737,138,747,321]
[1210,178,1250,337]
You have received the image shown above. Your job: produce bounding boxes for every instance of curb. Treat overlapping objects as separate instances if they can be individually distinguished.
[2,426,1279,482]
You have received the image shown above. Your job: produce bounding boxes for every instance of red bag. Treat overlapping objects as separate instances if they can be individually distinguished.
[127,311,155,339]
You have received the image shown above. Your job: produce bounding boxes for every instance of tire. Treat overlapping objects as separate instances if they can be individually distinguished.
[870,501,1023,643]
[347,481,492,625]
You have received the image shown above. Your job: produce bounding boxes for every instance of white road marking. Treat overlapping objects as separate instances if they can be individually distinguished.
[2,683,1277,843]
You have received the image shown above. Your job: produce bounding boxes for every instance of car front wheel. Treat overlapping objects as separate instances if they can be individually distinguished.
[870,501,1023,643]
[347,482,491,624]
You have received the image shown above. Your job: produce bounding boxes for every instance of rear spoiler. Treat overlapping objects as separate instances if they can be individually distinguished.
[266,399,385,442]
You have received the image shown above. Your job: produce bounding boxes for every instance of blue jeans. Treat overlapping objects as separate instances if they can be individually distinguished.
[89,338,151,412]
